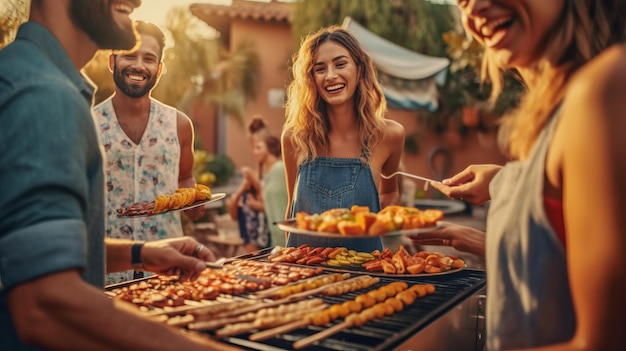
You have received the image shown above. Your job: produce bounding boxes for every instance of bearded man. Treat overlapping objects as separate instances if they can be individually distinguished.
[93,20,204,284]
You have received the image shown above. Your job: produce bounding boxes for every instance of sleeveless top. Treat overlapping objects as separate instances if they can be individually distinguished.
[486,110,575,350]
[262,160,289,247]
[93,97,183,284]
[287,156,383,252]
[544,194,566,247]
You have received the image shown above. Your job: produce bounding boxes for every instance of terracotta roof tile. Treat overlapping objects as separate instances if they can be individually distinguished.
[190,0,294,23]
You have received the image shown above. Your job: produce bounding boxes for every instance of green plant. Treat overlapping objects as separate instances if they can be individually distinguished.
[193,150,235,187]
[423,30,525,134]
[491,72,526,116]
[442,31,490,109]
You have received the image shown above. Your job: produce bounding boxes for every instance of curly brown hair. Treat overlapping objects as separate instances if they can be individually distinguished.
[283,26,387,163]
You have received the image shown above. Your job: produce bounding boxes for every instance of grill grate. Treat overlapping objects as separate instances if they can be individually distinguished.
[105,248,485,351]
[211,268,486,351]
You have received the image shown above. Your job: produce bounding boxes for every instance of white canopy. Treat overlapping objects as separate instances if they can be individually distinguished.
[342,17,449,111]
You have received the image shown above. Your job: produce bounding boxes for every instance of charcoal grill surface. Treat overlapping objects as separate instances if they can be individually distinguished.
[218,251,485,351]
[105,248,485,351]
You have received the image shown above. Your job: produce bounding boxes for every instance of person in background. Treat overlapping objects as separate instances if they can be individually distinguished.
[282,26,405,252]
[226,166,269,253]
[255,134,289,247]
[93,20,206,284]
[413,0,626,349]
[0,1,239,349]
[247,114,271,144]
[225,116,272,253]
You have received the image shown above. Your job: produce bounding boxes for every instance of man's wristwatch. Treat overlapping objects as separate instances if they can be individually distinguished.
[131,242,145,271]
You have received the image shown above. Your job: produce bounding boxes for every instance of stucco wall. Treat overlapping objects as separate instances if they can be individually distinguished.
[390,108,508,199]
[226,18,293,169]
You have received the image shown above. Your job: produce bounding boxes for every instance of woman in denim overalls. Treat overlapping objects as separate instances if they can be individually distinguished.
[281,26,405,252]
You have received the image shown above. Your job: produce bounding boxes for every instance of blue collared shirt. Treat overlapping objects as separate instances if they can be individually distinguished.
[0,21,105,350]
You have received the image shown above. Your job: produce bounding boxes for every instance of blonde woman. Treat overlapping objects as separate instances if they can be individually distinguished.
[282,26,405,251]
[415,0,626,349]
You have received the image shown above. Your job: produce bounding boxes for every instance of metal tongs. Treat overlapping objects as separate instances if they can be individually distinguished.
[204,252,269,283]
[380,171,440,183]
[381,171,440,191]
[205,257,228,269]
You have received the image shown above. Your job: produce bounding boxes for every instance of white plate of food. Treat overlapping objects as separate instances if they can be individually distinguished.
[345,264,466,277]
[275,219,441,238]
[117,193,226,218]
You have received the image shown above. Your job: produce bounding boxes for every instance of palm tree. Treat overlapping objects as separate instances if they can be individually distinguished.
[291,0,455,57]
[154,7,261,125]
[82,50,115,105]
[153,7,261,154]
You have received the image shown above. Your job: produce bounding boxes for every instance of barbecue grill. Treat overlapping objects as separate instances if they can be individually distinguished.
[106,249,486,351]
[220,268,486,351]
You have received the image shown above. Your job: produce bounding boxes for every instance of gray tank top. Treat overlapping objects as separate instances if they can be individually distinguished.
[486,110,575,349]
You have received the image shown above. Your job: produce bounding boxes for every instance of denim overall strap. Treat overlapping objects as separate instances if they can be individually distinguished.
[286,157,383,252]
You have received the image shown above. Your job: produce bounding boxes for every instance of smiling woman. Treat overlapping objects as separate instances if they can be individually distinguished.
[282,25,406,252]
[422,1,626,350]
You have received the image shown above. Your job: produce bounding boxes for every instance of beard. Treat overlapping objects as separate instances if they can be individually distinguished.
[113,63,158,98]
[70,0,141,51]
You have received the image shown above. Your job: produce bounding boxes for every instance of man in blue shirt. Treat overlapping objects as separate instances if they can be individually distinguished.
[0,1,235,350]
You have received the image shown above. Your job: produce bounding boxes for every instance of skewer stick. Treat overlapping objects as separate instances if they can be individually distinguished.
[284,274,369,301]
[250,275,377,342]
[215,303,328,338]
[253,273,350,299]
[192,299,326,332]
[292,321,354,349]
[166,314,195,327]
[144,298,253,317]
[194,292,311,322]
[227,294,305,316]
[189,314,250,331]
[249,319,310,341]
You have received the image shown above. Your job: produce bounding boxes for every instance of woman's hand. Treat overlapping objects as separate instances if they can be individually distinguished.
[409,222,486,258]
[429,164,502,206]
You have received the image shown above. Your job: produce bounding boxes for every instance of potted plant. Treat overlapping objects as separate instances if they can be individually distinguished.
[440,30,524,133]
[193,150,236,187]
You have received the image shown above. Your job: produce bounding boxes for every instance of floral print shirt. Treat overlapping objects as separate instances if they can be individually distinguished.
[93,97,182,284]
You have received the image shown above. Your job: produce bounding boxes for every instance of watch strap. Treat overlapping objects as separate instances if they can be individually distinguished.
[131,242,145,271]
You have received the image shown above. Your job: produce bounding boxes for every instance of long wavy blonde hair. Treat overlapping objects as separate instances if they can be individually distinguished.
[283,26,387,164]
[486,0,626,160]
